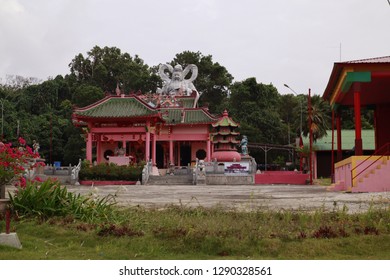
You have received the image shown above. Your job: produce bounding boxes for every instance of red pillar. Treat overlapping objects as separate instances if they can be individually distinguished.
[354,90,363,155]
[169,140,174,165]
[96,134,102,163]
[207,139,211,162]
[308,88,313,185]
[145,132,150,162]
[86,132,92,162]
[152,134,156,165]
[145,121,151,162]
[336,113,342,161]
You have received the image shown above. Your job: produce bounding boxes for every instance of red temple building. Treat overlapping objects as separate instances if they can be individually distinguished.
[72,92,221,168]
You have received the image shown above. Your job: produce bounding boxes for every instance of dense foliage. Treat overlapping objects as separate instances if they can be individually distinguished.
[0,46,374,167]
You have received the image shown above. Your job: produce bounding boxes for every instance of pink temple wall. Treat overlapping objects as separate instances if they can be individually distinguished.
[332,156,388,192]
[191,142,208,161]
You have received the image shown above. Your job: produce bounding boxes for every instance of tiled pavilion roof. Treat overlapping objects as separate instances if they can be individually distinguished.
[212,110,239,127]
[74,96,157,119]
[323,55,390,105]
[73,95,218,125]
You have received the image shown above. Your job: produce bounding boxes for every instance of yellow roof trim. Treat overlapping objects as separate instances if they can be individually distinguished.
[329,67,353,106]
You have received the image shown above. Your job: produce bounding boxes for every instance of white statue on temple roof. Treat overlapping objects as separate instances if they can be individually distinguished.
[157,63,200,107]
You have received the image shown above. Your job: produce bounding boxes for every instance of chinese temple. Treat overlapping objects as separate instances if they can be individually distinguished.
[72,63,239,170]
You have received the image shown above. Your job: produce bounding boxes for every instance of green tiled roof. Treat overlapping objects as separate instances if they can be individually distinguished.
[75,97,156,118]
[176,97,196,108]
[184,110,216,124]
[212,116,239,127]
[302,129,375,151]
[161,109,217,124]
[164,109,182,124]
[74,96,218,125]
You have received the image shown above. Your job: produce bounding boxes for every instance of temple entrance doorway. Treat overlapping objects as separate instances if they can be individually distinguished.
[156,143,164,168]
[180,143,191,166]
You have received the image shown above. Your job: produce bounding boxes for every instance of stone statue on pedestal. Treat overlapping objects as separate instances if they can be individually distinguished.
[157,63,200,107]
[239,135,248,155]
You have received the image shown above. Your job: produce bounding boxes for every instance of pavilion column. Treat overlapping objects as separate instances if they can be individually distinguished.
[145,132,150,162]
[336,112,342,161]
[207,139,211,162]
[169,140,174,165]
[152,134,156,165]
[96,134,102,163]
[86,132,93,163]
[144,121,151,162]
[354,89,363,155]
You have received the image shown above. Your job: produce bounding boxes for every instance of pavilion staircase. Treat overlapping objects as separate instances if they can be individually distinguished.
[331,143,390,192]
[349,142,390,192]
[147,168,194,185]
[352,156,390,192]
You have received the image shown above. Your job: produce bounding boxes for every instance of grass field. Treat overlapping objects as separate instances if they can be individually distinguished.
[1,205,390,260]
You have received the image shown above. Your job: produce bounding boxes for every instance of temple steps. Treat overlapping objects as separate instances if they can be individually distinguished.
[147,174,193,185]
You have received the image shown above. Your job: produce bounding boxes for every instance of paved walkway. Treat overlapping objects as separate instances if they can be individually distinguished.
[61,184,390,213]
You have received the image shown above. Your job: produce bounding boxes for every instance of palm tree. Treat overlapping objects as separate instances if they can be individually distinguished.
[302,95,331,142]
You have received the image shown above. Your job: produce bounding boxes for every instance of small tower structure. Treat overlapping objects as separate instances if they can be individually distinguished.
[211,110,241,162]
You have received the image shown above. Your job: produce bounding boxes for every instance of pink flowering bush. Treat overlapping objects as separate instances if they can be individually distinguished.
[0,137,42,199]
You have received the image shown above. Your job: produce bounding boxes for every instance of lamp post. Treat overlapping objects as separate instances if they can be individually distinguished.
[283,84,303,137]
[284,84,304,172]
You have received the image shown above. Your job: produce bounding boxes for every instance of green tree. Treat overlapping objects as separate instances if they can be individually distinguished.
[228,78,285,144]
[69,46,157,93]
[63,134,85,165]
[338,107,374,129]
[170,51,233,113]
[303,95,331,142]
[72,84,104,107]
[278,94,302,143]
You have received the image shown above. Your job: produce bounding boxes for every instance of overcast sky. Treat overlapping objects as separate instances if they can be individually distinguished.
[1,0,389,95]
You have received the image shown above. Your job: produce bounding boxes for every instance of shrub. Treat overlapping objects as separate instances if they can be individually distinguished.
[9,179,116,223]
[0,137,42,199]
[79,162,143,181]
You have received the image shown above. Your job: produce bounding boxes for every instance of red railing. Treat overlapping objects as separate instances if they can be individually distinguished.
[351,142,390,187]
